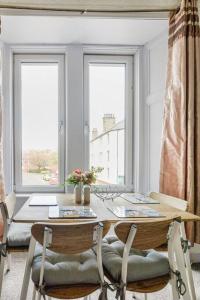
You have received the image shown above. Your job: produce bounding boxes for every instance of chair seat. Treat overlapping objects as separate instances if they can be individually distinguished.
[31,245,100,286]
[102,236,170,283]
[7,222,32,248]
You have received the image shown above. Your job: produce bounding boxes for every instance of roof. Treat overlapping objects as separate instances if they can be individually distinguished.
[90,120,124,142]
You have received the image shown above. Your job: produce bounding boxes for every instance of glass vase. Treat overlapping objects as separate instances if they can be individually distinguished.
[74,183,82,204]
[83,185,90,205]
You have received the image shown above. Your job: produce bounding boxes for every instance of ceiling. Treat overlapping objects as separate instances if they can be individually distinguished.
[0,16,168,45]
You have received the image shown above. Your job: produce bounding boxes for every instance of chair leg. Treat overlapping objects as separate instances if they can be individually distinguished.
[20,237,36,300]
[32,286,36,300]
[6,253,11,273]
[36,292,42,300]
[180,223,196,299]
[170,277,180,300]
[0,255,6,298]
[144,294,147,300]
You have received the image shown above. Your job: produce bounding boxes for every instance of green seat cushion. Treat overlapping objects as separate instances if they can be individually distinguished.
[102,236,170,283]
[31,245,100,286]
[7,223,32,247]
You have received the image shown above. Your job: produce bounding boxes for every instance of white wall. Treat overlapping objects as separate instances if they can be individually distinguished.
[144,31,168,192]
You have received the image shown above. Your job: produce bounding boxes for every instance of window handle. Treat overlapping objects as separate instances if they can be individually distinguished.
[84,122,89,136]
[59,120,64,134]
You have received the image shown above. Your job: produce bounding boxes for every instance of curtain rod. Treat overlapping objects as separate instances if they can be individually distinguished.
[0,5,175,14]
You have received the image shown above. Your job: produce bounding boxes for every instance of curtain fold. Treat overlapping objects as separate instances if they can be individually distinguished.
[160,0,200,243]
[0,42,5,239]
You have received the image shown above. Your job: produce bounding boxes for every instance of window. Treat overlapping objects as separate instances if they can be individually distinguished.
[14,54,65,192]
[84,55,133,185]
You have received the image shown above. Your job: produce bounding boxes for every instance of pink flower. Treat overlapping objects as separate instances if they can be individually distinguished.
[74,168,82,175]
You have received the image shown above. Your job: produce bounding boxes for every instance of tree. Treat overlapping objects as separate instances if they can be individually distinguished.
[23,149,58,173]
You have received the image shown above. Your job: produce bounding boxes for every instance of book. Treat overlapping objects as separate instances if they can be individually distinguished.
[49,206,97,219]
[121,193,160,204]
[29,195,58,206]
[108,205,164,218]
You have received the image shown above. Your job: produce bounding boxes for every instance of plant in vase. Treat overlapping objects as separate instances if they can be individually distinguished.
[65,167,103,204]
[82,167,103,204]
[65,169,84,204]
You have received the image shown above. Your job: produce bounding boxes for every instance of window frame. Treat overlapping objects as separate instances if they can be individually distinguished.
[13,53,65,193]
[84,54,134,186]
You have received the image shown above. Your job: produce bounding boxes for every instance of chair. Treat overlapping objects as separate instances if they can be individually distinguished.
[150,192,200,264]
[102,218,196,300]
[149,192,187,211]
[0,193,32,296]
[20,221,110,300]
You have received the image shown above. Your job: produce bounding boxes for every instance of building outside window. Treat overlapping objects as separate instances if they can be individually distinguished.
[85,55,133,185]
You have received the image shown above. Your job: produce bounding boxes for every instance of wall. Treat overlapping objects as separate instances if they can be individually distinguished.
[143,31,168,192]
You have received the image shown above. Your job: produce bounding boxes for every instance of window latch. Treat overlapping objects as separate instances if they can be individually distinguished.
[84,122,89,135]
[59,120,64,134]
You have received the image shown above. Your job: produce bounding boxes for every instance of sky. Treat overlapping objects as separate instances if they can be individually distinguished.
[21,64,58,151]
[89,64,125,137]
[21,62,125,151]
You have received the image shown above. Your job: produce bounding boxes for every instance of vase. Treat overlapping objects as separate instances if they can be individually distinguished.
[83,185,90,205]
[74,183,82,204]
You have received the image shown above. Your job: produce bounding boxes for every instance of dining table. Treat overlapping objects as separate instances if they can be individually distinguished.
[13,192,200,223]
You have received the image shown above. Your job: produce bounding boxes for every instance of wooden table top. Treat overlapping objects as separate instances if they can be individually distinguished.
[13,193,200,223]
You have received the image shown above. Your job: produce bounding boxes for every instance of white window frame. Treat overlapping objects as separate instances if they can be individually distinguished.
[84,54,134,185]
[13,54,65,193]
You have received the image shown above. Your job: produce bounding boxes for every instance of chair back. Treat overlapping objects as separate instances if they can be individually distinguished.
[4,193,16,220]
[0,193,16,243]
[150,192,187,211]
[114,218,177,250]
[32,221,109,254]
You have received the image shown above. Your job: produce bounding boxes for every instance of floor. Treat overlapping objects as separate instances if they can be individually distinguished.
[1,252,200,300]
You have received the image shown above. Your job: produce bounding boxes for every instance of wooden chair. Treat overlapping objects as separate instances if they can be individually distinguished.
[0,193,32,297]
[20,221,110,300]
[150,192,200,264]
[149,192,187,211]
[102,218,196,300]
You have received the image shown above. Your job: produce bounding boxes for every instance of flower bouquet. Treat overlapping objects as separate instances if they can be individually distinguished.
[65,166,103,186]
[65,167,103,204]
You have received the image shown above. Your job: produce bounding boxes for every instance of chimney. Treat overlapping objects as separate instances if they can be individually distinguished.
[103,114,115,132]
[92,128,98,140]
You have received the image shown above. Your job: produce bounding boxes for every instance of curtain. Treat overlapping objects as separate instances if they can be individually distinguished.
[0,44,5,239]
[160,0,200,243]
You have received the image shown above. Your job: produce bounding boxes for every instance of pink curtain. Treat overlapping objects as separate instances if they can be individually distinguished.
[160,0,200,243]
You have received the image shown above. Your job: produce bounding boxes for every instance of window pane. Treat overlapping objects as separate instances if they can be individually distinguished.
[21,64,59,186]
[89,64,125,184]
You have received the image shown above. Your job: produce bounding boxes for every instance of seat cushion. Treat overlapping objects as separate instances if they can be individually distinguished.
[7,222,32,247]
[102,236,170,283]
[31,245,100,286]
